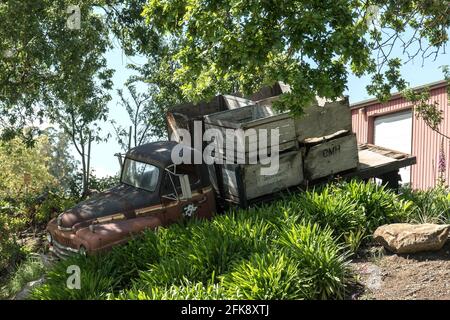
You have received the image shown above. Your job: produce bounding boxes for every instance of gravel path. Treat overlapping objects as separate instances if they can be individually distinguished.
[351,242,450,300]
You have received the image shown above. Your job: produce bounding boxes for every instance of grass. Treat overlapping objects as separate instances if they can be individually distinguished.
[401,185,450,224]
[0,254,46,299]
[111,220,349,300]
[29,180,447,300]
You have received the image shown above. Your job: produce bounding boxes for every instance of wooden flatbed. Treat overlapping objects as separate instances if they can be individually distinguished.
[304,143,416,188]
[341,144,416,183]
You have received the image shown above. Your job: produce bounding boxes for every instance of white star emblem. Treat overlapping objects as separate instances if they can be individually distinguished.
[183,204,197,217]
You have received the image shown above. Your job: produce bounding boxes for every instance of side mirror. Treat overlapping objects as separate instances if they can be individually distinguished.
[179,175,192,200]
[114,153,124,170]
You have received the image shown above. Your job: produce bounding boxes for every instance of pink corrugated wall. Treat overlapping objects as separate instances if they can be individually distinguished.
[351,85,449,190]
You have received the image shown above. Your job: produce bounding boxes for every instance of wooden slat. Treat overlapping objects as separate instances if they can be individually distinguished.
[340,144,417,180]
[214,141,298,163]
[295,97,352,142]
[302,129,349,145]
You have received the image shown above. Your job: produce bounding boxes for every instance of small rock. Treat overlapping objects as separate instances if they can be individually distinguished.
[363,264,383,291]
[373,223,450,254]
[13,277,45,300]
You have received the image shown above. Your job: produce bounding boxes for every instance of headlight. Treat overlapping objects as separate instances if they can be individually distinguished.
[46,232,53,244]
[79,246,87,256]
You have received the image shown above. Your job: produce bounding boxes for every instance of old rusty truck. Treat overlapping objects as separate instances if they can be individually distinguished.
[47,142,217,257]
[47,83,416,258]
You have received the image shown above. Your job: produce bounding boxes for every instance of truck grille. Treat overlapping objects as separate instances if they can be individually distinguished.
[59,238,72,247]
[50,239,79,259]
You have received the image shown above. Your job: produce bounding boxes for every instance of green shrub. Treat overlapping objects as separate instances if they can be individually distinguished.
[89,174,120,192]
[220,252,305,300]
[293,180,412,241]
[31,231,161,300]
[112,218,349,300]
[275,222,350,299]
[336,180,413,231]
[0,254,45,299]
[400,186,450,224]
[296,186,366,236]
[69,172,120,197]
[31,254,119,300]
[135,215,272,289]
[0,189,78,281]
[34,191,77,225]
[343,228,366,254]
[0,208,23,274]
[109,231,160,285]
[115,279,227,300]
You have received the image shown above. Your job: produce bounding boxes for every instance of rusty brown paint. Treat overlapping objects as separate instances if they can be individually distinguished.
[47,141,217,258]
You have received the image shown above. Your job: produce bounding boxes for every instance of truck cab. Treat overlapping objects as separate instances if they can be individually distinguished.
[46,141,216,258]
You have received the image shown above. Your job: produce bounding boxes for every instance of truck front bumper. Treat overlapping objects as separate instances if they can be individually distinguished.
[46,214,166,259]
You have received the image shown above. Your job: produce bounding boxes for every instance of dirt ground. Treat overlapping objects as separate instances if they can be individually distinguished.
[350,241,450,300]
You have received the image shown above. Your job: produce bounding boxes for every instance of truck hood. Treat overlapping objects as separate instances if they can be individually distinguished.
[58,184,160,229]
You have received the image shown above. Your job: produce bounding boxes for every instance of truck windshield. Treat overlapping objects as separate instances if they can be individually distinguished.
[121,159,160,192]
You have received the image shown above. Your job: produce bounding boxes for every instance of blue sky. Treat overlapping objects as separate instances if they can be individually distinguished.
[87,39,450,178]
[87,43,147,178]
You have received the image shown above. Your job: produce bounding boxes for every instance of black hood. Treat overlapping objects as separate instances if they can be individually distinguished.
[59,184,160,228]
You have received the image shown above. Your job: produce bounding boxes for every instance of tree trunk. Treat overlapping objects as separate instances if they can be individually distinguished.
[128,125,132,151]
[81,142,87,198]
[86,131,92,197]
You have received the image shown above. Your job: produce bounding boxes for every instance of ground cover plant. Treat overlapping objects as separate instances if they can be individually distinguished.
[0,254,45,299]
[30,179,429,300]
[401,185,450,224]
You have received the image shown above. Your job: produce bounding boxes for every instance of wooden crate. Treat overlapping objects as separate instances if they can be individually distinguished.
[303,133,358,181]
[219,150,304,204]
[248,81,291,101]
[251,95,351,143]
[204,104,298,162]
[255,95,283,108]
[294,97,352,142]
[167,94,253,144]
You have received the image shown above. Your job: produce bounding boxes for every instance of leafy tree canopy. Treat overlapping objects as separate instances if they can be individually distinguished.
[0,135,56,198]
[0,0,113,144]
[141,0,450,114]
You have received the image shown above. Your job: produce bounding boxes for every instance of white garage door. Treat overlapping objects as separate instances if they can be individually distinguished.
[374,110,412,184]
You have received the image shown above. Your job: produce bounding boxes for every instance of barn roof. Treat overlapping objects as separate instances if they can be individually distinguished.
[350,79,448,110]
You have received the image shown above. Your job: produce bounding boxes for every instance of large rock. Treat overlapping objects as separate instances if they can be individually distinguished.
[373,223,450,254]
